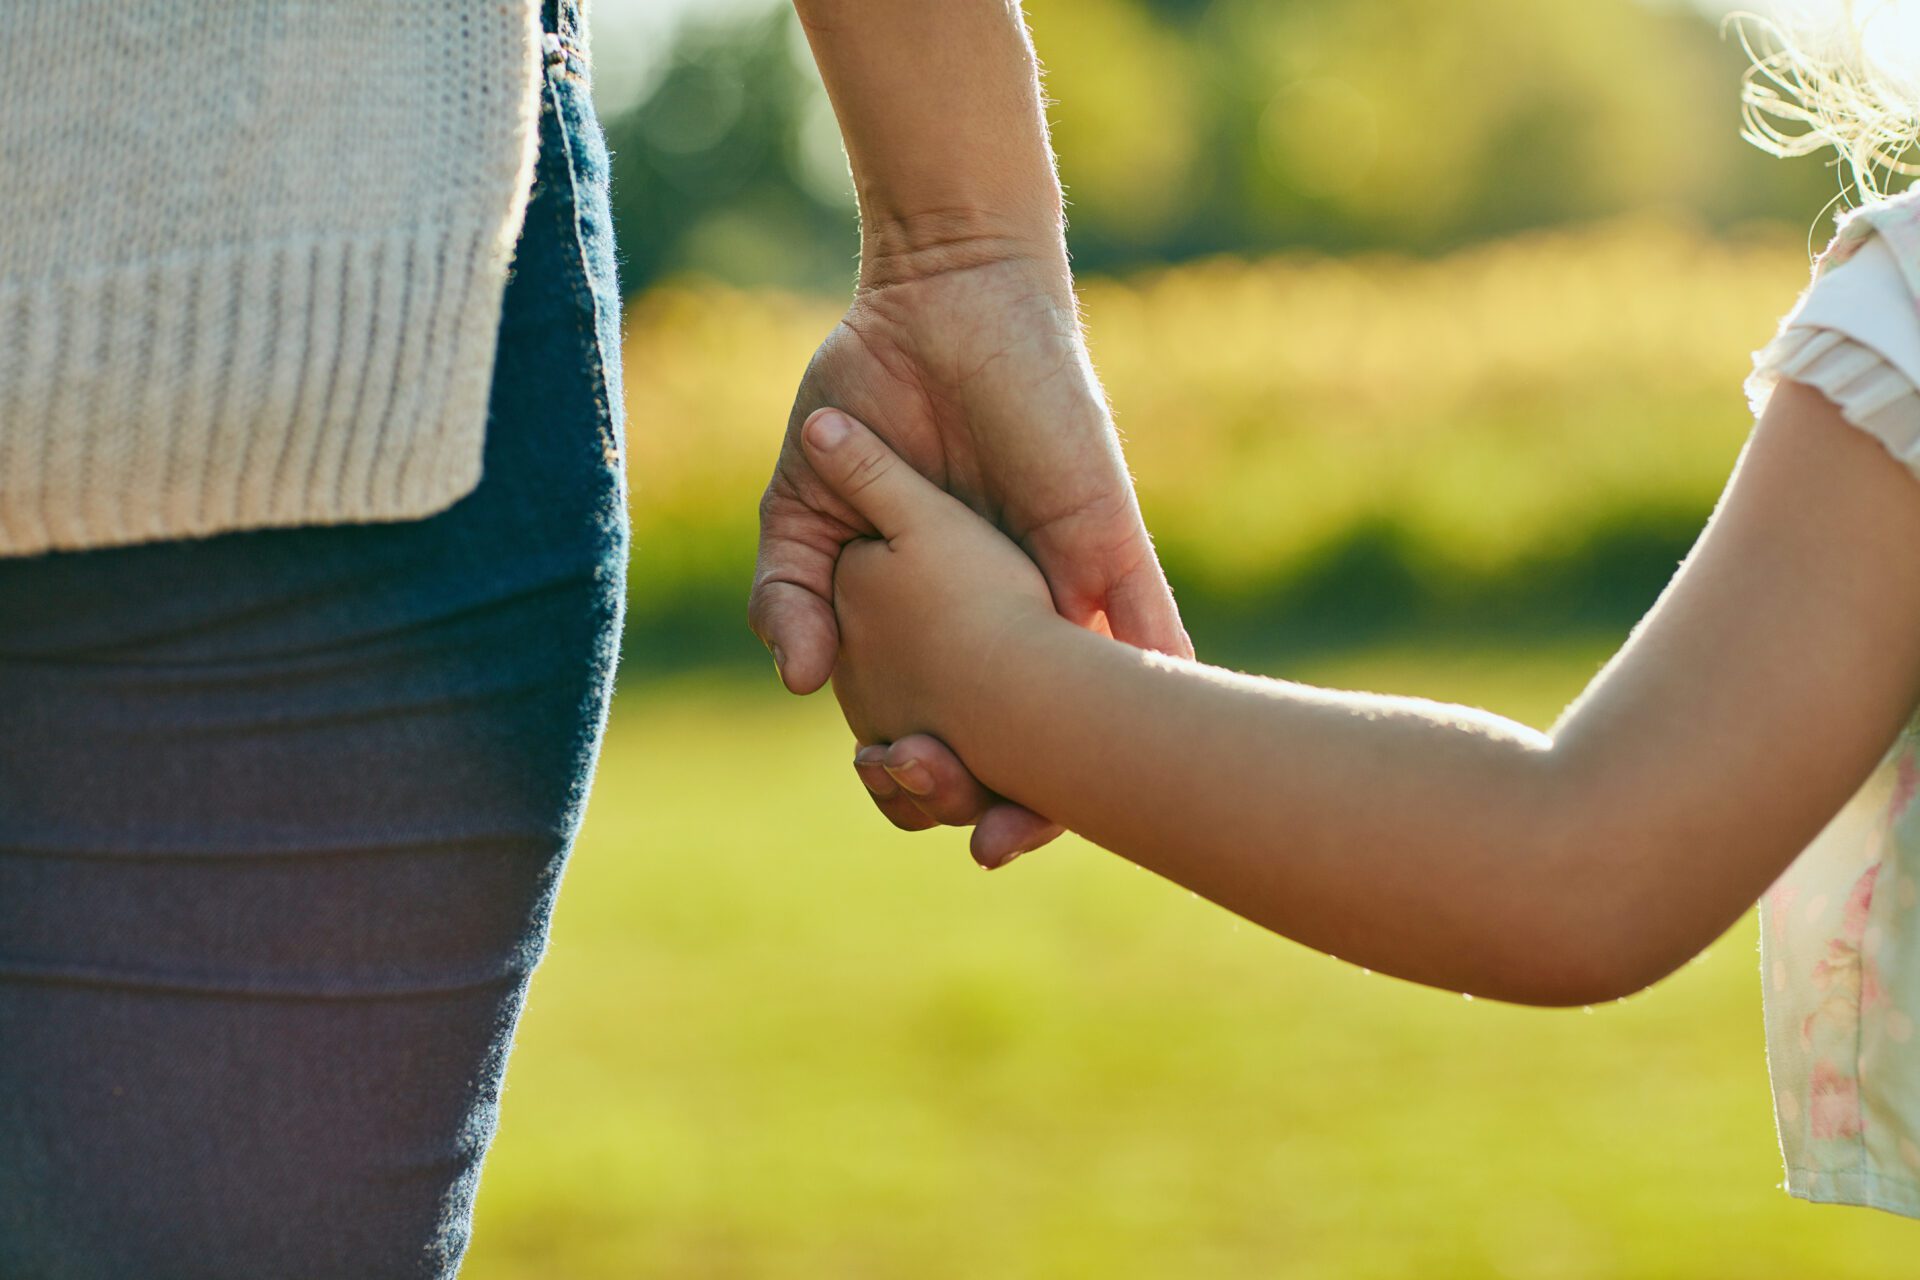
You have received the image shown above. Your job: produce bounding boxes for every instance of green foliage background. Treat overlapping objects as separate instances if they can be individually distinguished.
[609,0,1840,295]
[604,0,1846,676]
[619,217,1810,675]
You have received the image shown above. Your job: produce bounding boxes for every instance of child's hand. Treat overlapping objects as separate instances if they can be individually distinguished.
[798,408,1058,754]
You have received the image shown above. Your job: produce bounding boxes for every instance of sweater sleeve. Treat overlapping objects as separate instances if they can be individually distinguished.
[1748,233,1920,478]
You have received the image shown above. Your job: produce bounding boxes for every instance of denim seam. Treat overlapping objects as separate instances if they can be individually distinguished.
[542,73,620,468]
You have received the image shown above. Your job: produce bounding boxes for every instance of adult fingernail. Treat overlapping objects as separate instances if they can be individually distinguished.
[853,748,889,796]
[805,410,852,451]
[976,842,1029,871]
[883,760,932,796]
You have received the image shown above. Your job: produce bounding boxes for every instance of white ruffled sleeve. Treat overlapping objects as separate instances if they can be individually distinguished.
[1748,232,1920,472]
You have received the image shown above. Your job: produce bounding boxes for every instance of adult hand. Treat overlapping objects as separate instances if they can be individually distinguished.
[750,242,1190,862]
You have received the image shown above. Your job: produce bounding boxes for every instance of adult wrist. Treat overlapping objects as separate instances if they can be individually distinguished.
[857,205,1069,291]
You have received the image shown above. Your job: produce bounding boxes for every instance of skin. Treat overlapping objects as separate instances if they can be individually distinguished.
[806,375,1920,1008]
[756,1,1190,863]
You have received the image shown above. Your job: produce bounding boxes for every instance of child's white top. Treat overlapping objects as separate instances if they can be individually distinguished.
[1748,187,1920,1218]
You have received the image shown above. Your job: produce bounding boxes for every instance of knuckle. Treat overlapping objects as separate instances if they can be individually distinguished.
[840,449,892,495]
[745,596,778,644]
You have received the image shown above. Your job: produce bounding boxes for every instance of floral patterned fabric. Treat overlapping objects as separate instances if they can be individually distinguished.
[1753,186,1920,1219]
[1761,727,1920,1216]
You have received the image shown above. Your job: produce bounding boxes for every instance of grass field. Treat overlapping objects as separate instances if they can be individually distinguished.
[462,635,1918,1278]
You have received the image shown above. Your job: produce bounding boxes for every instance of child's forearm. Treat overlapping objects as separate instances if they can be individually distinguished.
[945,617,1664,1007]
[814,348,1920,1009]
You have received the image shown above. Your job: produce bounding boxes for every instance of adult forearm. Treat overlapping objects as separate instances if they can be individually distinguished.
[792,0,1065,276]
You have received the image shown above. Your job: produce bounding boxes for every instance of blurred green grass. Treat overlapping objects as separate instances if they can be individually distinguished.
[464,635,1918,1279]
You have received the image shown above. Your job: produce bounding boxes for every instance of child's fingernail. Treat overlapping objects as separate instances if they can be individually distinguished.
[854,746,885,768]
[883,760,932,796]
[805,410,852,451]
[771,645,786,676]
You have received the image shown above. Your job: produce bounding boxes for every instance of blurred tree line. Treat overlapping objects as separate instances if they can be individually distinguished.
[606,0,1843,296]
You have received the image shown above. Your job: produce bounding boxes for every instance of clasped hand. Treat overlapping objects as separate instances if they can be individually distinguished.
[749,252,1188,865]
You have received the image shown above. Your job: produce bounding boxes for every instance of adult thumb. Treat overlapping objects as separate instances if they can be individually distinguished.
[798,409,946,541]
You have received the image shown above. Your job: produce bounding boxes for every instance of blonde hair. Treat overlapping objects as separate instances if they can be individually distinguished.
[1733,1,1920,201]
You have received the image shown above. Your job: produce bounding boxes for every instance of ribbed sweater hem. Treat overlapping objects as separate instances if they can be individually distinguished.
[0,220,512,556]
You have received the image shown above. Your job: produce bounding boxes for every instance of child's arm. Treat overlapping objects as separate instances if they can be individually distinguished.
[806,380,1920,1007]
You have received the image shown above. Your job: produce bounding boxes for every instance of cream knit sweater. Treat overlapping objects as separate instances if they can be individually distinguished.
[0,1,543,556]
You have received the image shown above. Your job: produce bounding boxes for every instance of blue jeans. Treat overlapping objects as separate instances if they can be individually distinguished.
[0,4,627,1275]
